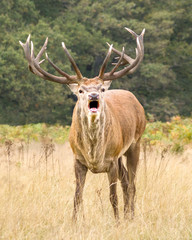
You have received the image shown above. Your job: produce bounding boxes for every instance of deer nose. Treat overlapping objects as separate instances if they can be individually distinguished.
[88,92,99,100]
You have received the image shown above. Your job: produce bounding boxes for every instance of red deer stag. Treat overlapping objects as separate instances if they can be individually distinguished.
[19,27,146,220]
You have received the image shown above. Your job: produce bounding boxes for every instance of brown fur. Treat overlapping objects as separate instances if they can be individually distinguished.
[69,78,146,220]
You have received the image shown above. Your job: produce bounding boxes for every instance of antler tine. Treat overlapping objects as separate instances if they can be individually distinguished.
[30,40,35,60]
[62,42,83,80]
[19,35,32,67]
[20,35,45,76]
[125,28,145,74]
[45,53,73,80]
[36,37,48,62]
[109,47,125,75]
[20,35,80,84]
[106,42,134,65]
[125,28,144,51]
[125,27,138,38]
[112,56,127,66]
[101,28,145,81]
[98,44,113,79]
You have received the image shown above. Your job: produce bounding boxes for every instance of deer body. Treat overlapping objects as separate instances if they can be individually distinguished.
[69,87,146,174]
[20,27,146,220]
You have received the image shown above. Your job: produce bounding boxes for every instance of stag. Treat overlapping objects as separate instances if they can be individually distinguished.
[19,27,146,220]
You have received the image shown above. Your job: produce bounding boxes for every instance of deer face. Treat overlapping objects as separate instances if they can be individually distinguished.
[68,78,111,118]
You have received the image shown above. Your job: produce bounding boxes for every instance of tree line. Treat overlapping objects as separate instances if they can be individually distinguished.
[0,0,191,125]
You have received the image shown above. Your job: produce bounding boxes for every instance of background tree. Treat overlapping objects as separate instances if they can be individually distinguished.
[0,0,191,125]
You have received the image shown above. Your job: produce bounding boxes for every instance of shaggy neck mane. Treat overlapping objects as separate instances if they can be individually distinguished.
[77,106,107,164]
[81,109,105,140]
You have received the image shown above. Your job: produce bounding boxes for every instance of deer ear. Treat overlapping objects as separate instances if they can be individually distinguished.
[67,84,79,94]
[103,80,112,89]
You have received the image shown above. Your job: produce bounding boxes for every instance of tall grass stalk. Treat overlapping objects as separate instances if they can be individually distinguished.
[0,141,191,239]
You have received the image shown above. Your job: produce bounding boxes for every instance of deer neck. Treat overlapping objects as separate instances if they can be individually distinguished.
[80,105,105,141]
[77,103,108,165]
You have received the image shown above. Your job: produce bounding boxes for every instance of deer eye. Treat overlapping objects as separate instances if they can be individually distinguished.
[79,89,84,94]
[101,88,105,92]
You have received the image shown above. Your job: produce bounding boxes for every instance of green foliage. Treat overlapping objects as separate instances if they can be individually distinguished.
[0,123,70,143]
[0,117,191,154]
[0,0,191,124]
[143,116,192,153]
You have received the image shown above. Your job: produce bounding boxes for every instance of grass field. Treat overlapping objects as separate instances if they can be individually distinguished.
[0,138,192,239]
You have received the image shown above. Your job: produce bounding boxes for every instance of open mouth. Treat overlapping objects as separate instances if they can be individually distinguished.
[88,100,99,113]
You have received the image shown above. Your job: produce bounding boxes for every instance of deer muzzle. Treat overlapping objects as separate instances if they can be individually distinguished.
[88,92,100,114]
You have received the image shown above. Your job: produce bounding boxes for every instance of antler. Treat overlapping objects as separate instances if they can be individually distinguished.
[20,28,144,84]
[19,35,82,84]
[99,28,145,81]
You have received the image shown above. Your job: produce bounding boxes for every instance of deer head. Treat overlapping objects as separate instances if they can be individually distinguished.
[70,78,110,122]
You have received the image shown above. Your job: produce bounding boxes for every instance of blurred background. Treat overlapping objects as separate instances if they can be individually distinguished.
[0,0,191,125]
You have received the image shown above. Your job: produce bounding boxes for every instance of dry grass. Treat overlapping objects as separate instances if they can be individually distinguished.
[0,141,192,240]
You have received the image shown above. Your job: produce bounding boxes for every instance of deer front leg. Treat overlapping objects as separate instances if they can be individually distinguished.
[73,159,88,221]
[107,161,119,220]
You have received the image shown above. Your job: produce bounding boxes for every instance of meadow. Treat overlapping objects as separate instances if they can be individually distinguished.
[0,117,192,239]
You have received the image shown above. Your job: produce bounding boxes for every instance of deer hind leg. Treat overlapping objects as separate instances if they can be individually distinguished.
[118,157,129,218]
[125,140,140,219]
[73,159,88,221]
[107,161,119,220]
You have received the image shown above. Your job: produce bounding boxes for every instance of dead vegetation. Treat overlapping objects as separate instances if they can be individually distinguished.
[0,140,191,239]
